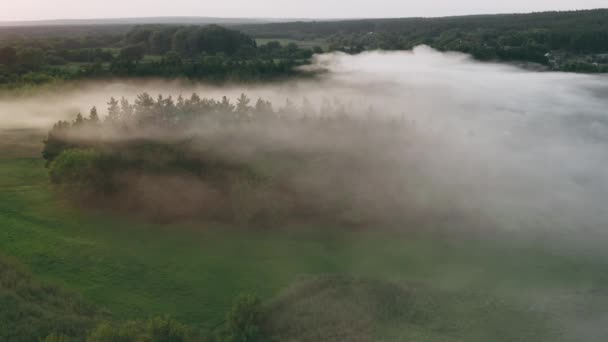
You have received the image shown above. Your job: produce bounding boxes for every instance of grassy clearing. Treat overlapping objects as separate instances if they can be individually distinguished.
[0,129,45,159]
[0,134,607,340]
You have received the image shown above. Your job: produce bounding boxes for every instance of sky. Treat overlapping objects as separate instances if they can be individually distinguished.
[1,0,607,21]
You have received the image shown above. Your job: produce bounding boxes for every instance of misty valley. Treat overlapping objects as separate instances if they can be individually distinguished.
[1,8,608,342]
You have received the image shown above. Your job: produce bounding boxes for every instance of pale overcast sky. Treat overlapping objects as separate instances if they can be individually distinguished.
[2,0,607,21]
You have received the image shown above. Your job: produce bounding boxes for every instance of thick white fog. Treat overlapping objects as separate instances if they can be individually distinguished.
[2,46,608,236]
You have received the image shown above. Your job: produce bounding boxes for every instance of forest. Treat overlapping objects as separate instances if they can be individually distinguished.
[237,9,608,71]
[0,24,317,87]
[0,9,607,89]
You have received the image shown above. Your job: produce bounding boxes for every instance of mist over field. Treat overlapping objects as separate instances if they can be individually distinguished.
[3,46,608,238]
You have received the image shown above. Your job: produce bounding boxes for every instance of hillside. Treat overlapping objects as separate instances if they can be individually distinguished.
[0,255,103,341]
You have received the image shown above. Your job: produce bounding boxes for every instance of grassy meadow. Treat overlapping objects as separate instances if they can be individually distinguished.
[1,130,607,340]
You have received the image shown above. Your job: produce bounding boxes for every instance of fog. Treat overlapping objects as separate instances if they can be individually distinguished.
[2,46,608,240]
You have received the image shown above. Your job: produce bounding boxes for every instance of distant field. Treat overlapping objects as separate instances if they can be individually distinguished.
[0,131,606,340]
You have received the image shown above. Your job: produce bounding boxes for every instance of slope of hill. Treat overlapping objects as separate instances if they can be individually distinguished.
[0,255,103,341]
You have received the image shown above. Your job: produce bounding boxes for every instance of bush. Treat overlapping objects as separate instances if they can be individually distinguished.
[87,316,192,342]
[48,149,107,191]
[20,72,56,84]
[219,294,265,342]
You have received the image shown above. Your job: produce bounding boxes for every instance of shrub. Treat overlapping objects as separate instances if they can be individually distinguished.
[48,148,110,192]
[87,316,192,342]
[219,294,265,342]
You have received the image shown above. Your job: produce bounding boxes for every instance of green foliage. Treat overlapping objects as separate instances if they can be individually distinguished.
[128,24,257,57]
[48,149,106,191]
[20,71,56,84]
[43,333,72,342]
[0,24,314,87]
[0,46,17,66]
[41,93,388,224]
[87,316,193,342]
[0,254,101,341]
[42,121,71,164]
[238,9,608,71]
[17,48,46,69]
[119,44,146,62]
[219,294,264,342]
[1,9,607,88]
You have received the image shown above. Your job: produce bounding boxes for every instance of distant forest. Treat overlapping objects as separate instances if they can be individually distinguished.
[0,25,317,87]
[1,9,607,88]
[237,9,608,71]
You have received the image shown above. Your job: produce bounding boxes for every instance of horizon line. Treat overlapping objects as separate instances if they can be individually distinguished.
[0,8,606,26]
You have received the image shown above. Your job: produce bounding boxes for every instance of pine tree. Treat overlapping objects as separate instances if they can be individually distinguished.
[73,113,84,127]
[236,93,252,116]
[88,106,100,124]
[107,97,120,123]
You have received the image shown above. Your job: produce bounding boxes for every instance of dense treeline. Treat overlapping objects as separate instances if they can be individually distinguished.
[0,25,317,86]
[2,9,608,86]
[237,9,608,71]
[42,92,386,165]
[42,93,414,224]
[124,25,256,56]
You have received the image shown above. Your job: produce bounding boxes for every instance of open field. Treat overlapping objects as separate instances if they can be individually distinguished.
[1,131,607,340]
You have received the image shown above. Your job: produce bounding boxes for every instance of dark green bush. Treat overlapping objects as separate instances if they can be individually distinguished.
[49,149,103,186]
[219,294,265,342]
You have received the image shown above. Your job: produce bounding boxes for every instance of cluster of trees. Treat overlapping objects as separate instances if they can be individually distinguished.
[121,25,316,60]
[0,25,319,86]
[80,294,264,342]
[44,92,368,155]
[90,53,304,81]
[3,9,608,86]
[42,93,406,224]
[237,9,608,71]
[42,92,379,171]
[124,25,256,57]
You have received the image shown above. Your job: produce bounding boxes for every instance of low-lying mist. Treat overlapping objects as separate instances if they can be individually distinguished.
[3,46,608,240]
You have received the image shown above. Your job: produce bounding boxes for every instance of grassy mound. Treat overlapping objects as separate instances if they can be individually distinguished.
[0,255,104,341]
[264,275,556,342]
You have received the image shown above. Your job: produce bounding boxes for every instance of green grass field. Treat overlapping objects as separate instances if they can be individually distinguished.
[1,131,607,340]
